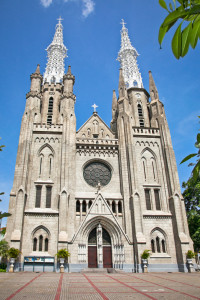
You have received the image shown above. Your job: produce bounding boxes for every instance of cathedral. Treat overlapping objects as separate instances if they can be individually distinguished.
[6,18,193,273]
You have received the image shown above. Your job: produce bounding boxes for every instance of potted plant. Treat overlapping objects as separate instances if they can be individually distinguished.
[141,250,151,273]
[55,249,70,273]
[8,248,21,273]
[186,250,195,273]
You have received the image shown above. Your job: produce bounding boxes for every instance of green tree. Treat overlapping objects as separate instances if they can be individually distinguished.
[0,139,11,227]
[180,117,200,182]
[0,240,9,259]
[158,0,200,59]
[182,176,200,250]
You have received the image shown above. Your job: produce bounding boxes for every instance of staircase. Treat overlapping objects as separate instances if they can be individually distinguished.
[81,268,125,274]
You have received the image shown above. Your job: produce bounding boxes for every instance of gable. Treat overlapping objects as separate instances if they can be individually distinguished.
[76,113,115,140]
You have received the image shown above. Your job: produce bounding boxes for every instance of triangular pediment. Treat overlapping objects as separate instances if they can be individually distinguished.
[76,113,115,140]
[71,192,131,244]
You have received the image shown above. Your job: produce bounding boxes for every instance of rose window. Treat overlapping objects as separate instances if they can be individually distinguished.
[83,162,111,187]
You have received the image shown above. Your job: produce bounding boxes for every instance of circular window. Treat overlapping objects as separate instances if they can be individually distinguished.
[83,161,111,187]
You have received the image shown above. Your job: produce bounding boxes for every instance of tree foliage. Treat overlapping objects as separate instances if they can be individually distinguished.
[158,0,200,59]
[0,139,11,223]
[182,174,200,250]
[180,117,200,181]
[0,240,9,258]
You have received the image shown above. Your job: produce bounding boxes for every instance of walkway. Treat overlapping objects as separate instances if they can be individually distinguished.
[0,272,199,299]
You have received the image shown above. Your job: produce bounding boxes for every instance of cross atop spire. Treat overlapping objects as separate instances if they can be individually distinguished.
[57,16,63,25]
[120,19,126,29]
[117,20,143,89]
[43,18,67,84]
[92,103,98,113]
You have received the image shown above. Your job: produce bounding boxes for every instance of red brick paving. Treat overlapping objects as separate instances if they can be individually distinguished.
[0,272,199,300]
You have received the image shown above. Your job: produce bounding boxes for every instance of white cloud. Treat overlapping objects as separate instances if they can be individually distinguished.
[40,0,53,7]
[40,0,95,18]
[82,0,95,17]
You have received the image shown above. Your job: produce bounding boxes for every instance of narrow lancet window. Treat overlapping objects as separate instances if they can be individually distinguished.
[45,238,48,252]
[35,186,42,208]
[46,186,52,208]
[33,238,37,251]
[145,189,151,210]
[151,239,155,253]
[39,235,43,251]
[82,200,86,213]
[118,201,122,214]
[154,189,161,210]
[76,200,80,213]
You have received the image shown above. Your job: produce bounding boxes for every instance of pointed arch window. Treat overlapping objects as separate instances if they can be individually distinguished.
[138,104,143,117]
[33,238,37,251]
[76,200,80,213]
[35,185,42,208]
[39,157,42,176]
[112,201,116,213]
[82,200,86,213]
[46,186,52,208]
[154,189,161,210]
[118,201,122,214]
[45,238,48,252]
[145,189,151,210]
[39,235,43,251]
[151,229,167,254]
[156,237,160,253]
[151,239,155,253]
[162,240,166,253]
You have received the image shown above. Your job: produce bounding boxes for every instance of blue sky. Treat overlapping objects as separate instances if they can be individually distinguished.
[0,0,199,227]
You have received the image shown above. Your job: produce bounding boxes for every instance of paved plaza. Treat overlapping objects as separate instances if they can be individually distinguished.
[0,272,199,300]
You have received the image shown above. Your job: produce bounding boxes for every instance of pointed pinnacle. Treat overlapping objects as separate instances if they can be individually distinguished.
[119,68,125,88]
[112,90,117,107]
[67,65,72,75]
[35,64,40,74]
[149,70,159,101]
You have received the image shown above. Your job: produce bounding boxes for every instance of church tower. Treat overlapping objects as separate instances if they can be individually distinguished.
[6,19,193,273]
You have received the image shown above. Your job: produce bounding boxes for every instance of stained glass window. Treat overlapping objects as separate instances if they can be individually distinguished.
[83,162,111,187]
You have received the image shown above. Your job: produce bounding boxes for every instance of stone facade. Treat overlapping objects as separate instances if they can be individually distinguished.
[5,21,193,273]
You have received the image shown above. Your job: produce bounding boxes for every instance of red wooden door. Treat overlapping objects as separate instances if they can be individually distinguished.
[103,246,112,268]
[88,246,97,268]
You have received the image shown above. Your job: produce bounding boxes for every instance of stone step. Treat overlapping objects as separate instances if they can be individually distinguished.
[81,268,108,273]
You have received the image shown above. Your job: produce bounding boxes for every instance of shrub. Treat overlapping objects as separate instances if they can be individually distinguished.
[186,250,195,259]
[0,263,7,270]
[141,250,151,259]
[8,248,21,259]
[55,249,70,260]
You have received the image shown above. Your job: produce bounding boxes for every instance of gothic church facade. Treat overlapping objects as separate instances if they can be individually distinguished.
[6,19,193,272]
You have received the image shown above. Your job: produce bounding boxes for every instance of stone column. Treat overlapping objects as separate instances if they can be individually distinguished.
[97,223,103,268]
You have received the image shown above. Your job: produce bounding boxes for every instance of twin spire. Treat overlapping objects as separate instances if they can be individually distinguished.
[41,18,158,103]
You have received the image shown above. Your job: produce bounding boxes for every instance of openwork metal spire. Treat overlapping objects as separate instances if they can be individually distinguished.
[43,17,67,84]
[117,19,143,89]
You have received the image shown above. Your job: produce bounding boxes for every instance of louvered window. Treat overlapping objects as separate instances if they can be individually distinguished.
[46,186,52,208]
[35,186,42,208]
[145,189,151,210]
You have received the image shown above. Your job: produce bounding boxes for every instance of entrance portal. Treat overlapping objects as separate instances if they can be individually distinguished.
[88,226,112,268]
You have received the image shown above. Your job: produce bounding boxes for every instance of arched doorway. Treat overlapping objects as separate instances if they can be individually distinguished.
[88,225,112,268]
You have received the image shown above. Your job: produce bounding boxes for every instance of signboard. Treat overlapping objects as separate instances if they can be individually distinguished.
[24,257,54,263]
